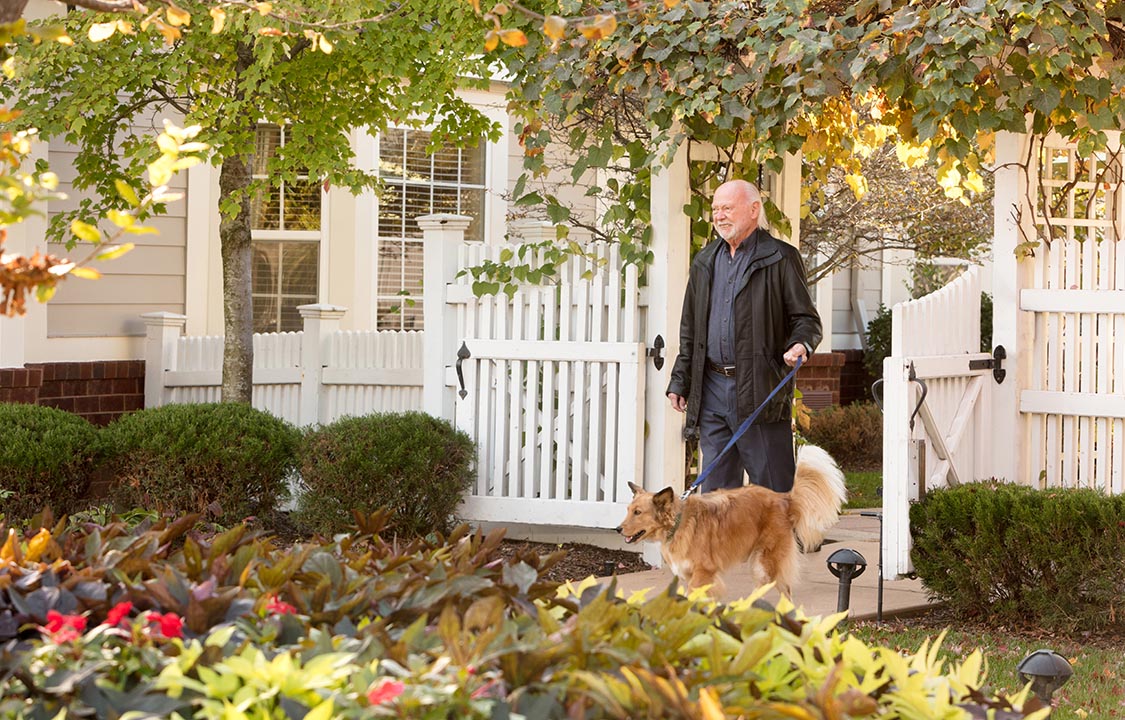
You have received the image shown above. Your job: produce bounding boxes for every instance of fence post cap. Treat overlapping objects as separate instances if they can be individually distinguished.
[140,312,188,327]
[416,214,472,232]
[297,303,348,320]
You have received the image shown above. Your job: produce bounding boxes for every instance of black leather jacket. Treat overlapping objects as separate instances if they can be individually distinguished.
[666,229,822,437]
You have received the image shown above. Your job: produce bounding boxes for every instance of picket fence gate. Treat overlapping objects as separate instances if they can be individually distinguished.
[881,131,1125,579]
[447,241,646,529]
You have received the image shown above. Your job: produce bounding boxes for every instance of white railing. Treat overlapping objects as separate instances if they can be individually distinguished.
[882,265,992,578]
[142,308,423,426]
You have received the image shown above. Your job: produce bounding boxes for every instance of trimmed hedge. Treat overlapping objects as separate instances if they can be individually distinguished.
[802,401,882,471]
[295,411,474,538]
[0,403,102,521]
[101,403,300,525]
[910,481,1125,631]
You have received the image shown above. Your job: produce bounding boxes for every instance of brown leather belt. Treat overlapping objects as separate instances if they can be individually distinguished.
[708,362,736,377]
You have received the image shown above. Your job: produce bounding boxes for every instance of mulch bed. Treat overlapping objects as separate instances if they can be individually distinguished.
[494,539,651,584]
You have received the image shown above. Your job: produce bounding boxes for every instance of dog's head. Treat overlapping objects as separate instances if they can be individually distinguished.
[615,482,677,543]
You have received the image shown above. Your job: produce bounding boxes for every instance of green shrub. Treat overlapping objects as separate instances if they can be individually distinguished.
[0,513,1048,719]
[101,402,300,525]
[295,411,474,537]
[0,403,102,521]
[802,401,882,471]
[910,481,1125,631]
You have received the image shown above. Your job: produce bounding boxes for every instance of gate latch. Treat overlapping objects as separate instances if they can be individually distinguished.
[967,345,1006,384]
[646,335,665,370]
[456,342,470,399]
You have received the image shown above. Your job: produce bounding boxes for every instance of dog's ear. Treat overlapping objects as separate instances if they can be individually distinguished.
[628,481,644,496]
[652,487,675,509]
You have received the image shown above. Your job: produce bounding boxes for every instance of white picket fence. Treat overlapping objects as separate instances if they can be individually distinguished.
[881,266,992,578]
[142,309,423,426]
[448,240,645,528]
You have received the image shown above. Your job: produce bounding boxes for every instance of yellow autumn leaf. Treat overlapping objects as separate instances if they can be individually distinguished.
[96,243,135,261]
[483,29,500,52]
[36,284,57,303]
[963,169,985,194]
[106,210,135,228]
[844,172,868,199]
[70,267,102,280]
[499,28,528,47]
[0,529,19,563]
[26,528,52,562]
[210,7,226,34]
[258,27,284,36]
[698,687,725,720]
[48,262,74,276]
[318,34,334,54]
[166,5,191,27]
[88,22,117,42]
[70,219,102,243]
[116,20,135,35]
[156,21,182,45]
[578,14,617,41]
[115,179,141,207]
[543,15,566,41]
[39,171,58,190]
[664,0,681,7]
[255,2,273,15]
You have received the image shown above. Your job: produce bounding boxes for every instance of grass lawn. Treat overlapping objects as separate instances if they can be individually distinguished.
[843,470,881,509]
[849,615,1125,719]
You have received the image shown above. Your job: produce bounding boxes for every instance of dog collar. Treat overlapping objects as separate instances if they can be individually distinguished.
[665,511,683,542]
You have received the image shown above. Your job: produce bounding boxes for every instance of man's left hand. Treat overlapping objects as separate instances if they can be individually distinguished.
[783,343,808,367]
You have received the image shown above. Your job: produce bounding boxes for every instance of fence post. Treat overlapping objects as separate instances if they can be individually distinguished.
[297,304,347,427]
[418,214,470,422]
[509,218,555,245]
[141,312,187,409]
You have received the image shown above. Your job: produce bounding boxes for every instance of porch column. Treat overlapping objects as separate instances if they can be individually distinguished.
[990,131,1033,484]
[419,214,470,422]
[297,303,347,426]
[141,312,187,408]
[645,141,691,566]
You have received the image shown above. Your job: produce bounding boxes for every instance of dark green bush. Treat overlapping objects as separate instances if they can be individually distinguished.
[0,403,101,521]
[911,481,1125,631]
[101,402,300,525]
[295,411,474,537]
[802,401,882,471]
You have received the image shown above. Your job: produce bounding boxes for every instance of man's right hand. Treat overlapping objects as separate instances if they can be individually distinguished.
[667,392,687,413]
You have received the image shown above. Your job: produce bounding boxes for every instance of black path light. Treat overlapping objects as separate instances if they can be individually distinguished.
[826,548,867,614]
[1017,649,1073,706]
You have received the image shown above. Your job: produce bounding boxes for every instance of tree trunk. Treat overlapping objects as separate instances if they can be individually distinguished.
[218,153,254,404]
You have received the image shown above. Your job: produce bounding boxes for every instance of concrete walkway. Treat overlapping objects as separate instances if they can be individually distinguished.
[602,511,933,621]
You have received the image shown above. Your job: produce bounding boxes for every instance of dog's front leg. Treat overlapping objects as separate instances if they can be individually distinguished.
[688,568,724,599]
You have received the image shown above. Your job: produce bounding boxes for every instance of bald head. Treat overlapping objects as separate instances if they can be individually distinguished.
[711,180,762,247]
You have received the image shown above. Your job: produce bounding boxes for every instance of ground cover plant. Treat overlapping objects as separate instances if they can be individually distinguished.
[0,510,1053,720]
[851,611,1125,720]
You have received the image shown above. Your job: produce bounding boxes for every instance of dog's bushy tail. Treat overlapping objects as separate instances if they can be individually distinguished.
[789,443,848,551]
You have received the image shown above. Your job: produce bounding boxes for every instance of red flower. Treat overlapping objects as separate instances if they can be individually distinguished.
[366,678,405,706]
[265,596,297,616]
[41,610,87,643]
[105,601,133,627]
[147,611,184,639]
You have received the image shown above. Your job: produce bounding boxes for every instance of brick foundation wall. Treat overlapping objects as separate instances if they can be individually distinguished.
[1,361,145,426]
[839,349,879,406]
[796,351,845,407]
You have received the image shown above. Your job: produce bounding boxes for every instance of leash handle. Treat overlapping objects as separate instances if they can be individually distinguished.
[682,354,804,500]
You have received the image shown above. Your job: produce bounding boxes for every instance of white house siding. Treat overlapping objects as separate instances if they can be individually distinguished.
[45,136,188,340]
[830,264,883,350]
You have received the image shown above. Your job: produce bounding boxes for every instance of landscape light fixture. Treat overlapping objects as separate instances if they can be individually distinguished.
[825,548,867,614]
[1017,649,1073,705]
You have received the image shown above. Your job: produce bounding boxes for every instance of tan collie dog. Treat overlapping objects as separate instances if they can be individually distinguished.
[615,444,847,599]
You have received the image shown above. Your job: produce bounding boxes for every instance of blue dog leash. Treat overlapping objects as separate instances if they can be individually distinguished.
[681,355,805,500]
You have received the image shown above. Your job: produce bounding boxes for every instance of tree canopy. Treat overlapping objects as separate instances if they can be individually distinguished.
[481,0,1125,277]
[3,0,498,400]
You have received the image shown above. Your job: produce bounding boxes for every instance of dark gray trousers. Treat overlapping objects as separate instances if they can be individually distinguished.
[698,368,795,493]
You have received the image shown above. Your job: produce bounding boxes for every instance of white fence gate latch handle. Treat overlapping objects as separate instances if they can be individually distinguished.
[456,342,471,399]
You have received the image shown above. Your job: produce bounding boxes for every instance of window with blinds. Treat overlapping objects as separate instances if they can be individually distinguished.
[250,124,322,333]
[375,127,486,330]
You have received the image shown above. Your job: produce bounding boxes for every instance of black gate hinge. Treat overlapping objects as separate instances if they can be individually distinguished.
[967,345,1006,384]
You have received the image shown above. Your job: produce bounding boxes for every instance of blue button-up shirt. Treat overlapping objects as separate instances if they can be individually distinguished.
[708,237,754,366]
